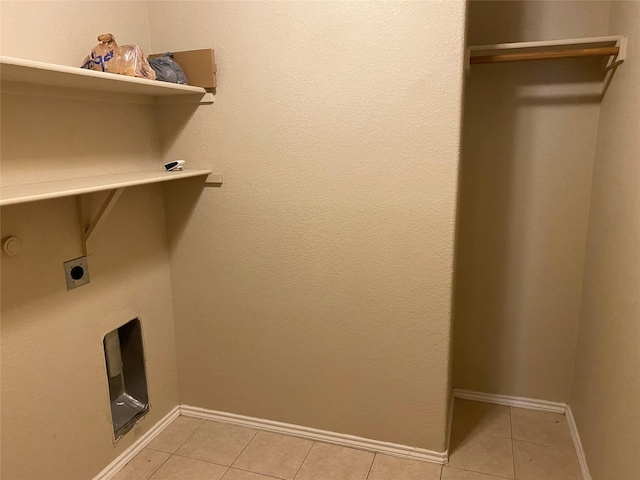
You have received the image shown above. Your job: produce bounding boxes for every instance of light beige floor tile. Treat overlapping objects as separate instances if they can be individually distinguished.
[442,466,511,479]
[294,443,374,480]
[113,449,170,480]
[147,416,206,453]
[510,408,573,447]
[452,399,512,439]
[223,469,280,479]
[367,454,441,480]
[513,440,582,480]
[448,432,514,478]
[232,431,313,479]
[176,421,257,466]
[150,455,228,480]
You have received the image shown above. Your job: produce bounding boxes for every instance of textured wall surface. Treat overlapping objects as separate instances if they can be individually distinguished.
[1,3,179,479]
[0,1,151,67]
[150,1,466,452]
[570,2,640,478]
[0,0,159,188]
[453,1,611,401]
[1,188,179,480]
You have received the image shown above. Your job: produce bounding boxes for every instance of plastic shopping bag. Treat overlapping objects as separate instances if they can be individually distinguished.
[81,34,156,80]
[149,53,188,84]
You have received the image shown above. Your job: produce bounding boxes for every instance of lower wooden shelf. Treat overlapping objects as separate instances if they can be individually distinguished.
[0,169,213,206]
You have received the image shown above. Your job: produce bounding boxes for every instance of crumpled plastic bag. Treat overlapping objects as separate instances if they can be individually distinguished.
[81,33,156,80]
[149,53,188,84]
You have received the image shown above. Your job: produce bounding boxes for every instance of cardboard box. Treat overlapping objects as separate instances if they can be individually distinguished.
[150,49,216,88]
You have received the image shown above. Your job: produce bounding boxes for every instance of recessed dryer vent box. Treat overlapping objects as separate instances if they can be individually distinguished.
[103,318,149,441]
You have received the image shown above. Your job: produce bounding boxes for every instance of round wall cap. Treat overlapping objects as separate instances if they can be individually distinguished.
[2,236,21,256]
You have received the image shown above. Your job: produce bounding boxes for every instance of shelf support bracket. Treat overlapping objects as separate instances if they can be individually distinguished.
[605,36,627,70]
[602,36,627,97]
[77,188,124,255]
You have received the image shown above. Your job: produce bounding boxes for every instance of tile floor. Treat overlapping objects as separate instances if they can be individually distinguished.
[113,399,583,480]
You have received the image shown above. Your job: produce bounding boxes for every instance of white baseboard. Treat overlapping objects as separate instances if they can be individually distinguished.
[453,388,566,413]
[180,404,448,464]
[95,395,594,480]
[453,389,592,480]
[565,405,592,480]
[93,406,180,480]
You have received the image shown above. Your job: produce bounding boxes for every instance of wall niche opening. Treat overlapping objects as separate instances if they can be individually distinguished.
[103,318,149,440]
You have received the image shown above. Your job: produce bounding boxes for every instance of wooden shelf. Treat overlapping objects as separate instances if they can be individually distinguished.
[0,169,212,206]
[468,35,626,66]
[0,56,214,103]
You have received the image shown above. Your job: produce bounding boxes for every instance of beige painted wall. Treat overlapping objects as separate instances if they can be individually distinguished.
[149,1,466,452]
[0,1,151,67]
[570,2,640,478]
[1,3,179,479]
[453,1,611,401]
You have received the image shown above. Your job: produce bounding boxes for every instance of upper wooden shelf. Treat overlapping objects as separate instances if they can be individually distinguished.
[468,35,626,66]
[0,56,214,103]
[0,169,213,206]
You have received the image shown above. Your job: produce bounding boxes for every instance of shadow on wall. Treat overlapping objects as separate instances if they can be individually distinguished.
[507,58,610,106]
[155,102,201,155]
[452,0,524,401]
[163,177,209,252]
[0,186,172,316]
[156,102,209,250]
[452,0,608,401]
[0,95,157,186]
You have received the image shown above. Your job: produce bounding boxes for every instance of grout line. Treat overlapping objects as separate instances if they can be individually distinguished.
[229,429,260,468]
[443,467,513,479]
[142,450,172,480]
[292,441,316,479]
[445,401,516,480]
[144,445,171,454]
[171,451,231,468]
[223,465,284,479]
[168,416,208,454]
[444,463,514,479]
[140,415,204,478]
[511,438,577,448]
[509,407,516,479]
[144,418,203,454]
[364,452,376,480]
